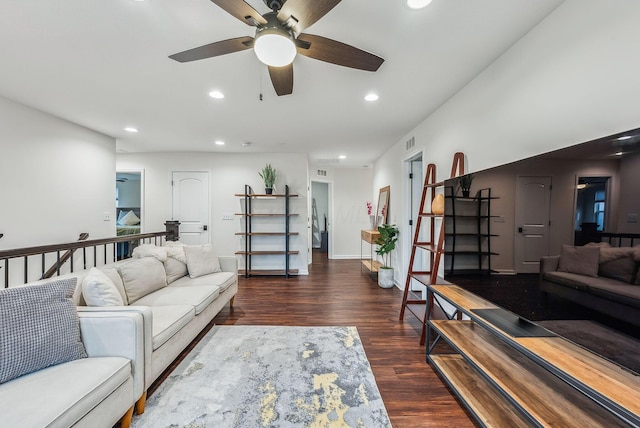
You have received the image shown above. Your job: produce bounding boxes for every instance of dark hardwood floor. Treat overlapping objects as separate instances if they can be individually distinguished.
[155,251,475,427]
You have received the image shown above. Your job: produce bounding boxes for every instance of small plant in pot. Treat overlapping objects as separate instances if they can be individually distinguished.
[458,173,474,198]
[259,164,277,194]
[375,224,399,289]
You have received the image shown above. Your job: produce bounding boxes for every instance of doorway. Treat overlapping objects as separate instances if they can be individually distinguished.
[403,152,423,292]
[116,170,143,230]
[574,176,610,245]
[311,180,330,260]
[172,171,210,245]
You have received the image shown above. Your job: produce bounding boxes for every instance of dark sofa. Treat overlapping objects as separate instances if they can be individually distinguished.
[539,240,640,327]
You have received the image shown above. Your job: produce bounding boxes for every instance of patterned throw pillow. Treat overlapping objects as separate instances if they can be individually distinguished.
[0,278,87,384]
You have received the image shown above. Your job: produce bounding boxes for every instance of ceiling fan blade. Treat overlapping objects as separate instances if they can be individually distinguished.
[169,36,254,63]
[296,34,384,72]
[210,0,267,26]
[277,0,341,34]
[268,64,293,96]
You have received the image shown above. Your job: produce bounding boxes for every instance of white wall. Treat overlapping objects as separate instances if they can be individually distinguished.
[117,152,310,274]
[0,96,116,250]
[374,0,640,287]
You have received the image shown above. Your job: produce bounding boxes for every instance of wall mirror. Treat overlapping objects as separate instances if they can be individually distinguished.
[376,186,390,227]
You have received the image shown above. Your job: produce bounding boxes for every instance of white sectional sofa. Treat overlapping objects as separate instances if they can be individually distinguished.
[0,242,238,428]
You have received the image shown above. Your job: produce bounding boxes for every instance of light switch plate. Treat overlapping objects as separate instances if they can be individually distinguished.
[222,213,234,220]
[103,211,111,221]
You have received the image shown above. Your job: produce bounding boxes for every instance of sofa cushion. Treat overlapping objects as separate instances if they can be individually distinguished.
[164,257,188,285]
[82,267,124,307]
[135,285,220,315]
[170,271,236,293]
[184,245,221,278]
[557,245,599,277]
[118,257,167,303]
[599,256,638,284]
[586,282,640,309]
[0,279,87,384]
[544,271,628,290]
[147,305,195,350]
[0,356,130,427]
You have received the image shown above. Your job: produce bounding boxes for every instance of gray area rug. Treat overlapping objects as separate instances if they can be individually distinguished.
[132,326,392,427]
[537,320,640,374]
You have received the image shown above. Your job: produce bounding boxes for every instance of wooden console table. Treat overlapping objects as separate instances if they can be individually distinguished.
[360,229,381,273]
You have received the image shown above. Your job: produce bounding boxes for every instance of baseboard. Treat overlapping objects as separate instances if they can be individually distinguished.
[331,255,362,260]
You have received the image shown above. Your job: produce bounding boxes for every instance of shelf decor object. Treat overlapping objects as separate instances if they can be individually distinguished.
[400,152,465,345]
[235,184,298,277]
[258,164,277,194]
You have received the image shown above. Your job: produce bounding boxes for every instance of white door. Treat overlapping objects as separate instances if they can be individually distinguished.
[172,171,209,245]
[514,176,551,273]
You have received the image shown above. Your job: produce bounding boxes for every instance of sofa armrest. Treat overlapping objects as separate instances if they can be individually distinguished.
[539,255,560,283]
[218,256,238,273]
[78,306,153,398]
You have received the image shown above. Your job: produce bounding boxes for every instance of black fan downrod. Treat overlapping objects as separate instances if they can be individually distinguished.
[264,0,286,12]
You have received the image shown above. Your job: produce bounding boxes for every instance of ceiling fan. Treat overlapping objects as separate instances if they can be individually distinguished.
[169,0,385,96]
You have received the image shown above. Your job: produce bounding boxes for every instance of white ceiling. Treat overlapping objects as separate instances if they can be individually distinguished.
[0,0,564,167]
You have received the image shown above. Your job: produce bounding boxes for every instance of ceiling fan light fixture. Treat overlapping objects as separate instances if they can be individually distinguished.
[254,29,297,67]
[407,0,433,9]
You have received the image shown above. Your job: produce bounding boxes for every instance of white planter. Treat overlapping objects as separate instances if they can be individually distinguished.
[377,267,394,288]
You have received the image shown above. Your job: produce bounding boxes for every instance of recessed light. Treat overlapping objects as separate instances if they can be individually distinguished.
[209,90,225,99]
[615,151,623,156]
[339,155,347,159]
[364,93,379,102]
[617,135,632,141]
[214,140,225,146]
[124,127,138,133]
[407,0,433,9]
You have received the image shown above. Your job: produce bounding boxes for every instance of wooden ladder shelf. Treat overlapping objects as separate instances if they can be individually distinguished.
[400,152,465,344]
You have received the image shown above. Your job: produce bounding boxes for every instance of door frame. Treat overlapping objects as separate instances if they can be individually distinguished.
[403,149,424,291]
[572,174,612,236]
[309,178,333,261]
[116,169,145,232]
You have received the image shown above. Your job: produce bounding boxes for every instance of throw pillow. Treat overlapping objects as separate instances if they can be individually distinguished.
[0,278,87,384]
[132,244,168,262]
[82,267,124,307]
[164,257,189,284]
[557,245,600,277]
[98,265,128,304]
[164,241,187,263]
[120,210,140,226]
[118,257,168,303]
[184,244,221,278]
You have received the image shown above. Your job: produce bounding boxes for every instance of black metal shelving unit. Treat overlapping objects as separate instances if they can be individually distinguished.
[235,184,299,277]
[444,187,499,275]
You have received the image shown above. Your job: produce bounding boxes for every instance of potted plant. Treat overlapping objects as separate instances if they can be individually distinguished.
[259,163,277,194]
[375,224,399,288]
[458,173,474,198]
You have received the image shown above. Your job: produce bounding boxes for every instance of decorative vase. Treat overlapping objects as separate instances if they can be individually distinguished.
[462,190,470,198]
[431,194,444,215]
[369,215,376,230]
[265,188,273,195]
[377,267,394,288]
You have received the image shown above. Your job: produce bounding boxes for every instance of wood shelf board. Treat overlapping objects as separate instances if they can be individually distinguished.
[361,259,383,272]
[361,229,381,243]
[429,355,531,428]
[430,284,498,312]
[414,243,441,253]
[405,303,427,323]
[410,273,447,287]
[431,320,629,427]
[235,251,300,255]
[425,181,445,188]
[515,336,640,418]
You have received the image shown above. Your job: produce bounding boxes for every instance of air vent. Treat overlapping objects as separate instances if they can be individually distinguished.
[317,169,327,176]
[406,136,415,150]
